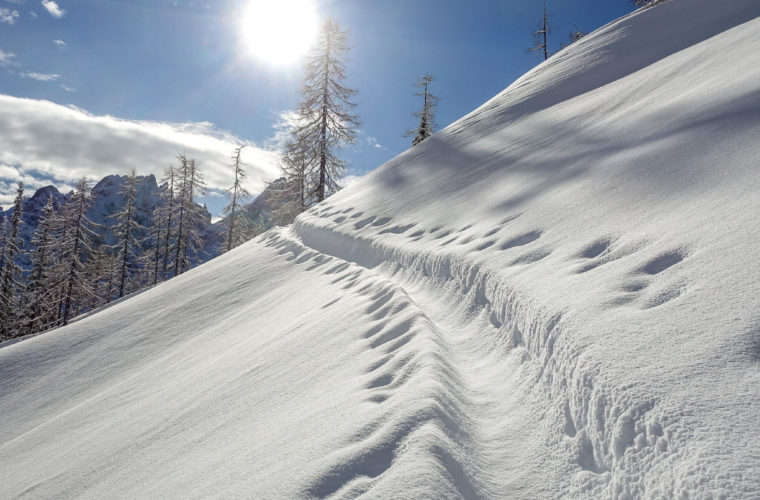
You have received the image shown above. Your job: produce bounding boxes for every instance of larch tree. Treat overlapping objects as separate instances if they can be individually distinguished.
[172,155,190,278]
[531,1,552,61]
[60,177,99,326]
[224,145,253,252]
[148,203,166,286]
[24,195,57,334]
[160,165,176,280]
[110,169,142,298]
[0,214,8,277]
[173,155,206,276]
[630,0,662,6]
[289,18,359,203]
[272,135,314,225]
[406,74,439,146]
[0,182,24,339]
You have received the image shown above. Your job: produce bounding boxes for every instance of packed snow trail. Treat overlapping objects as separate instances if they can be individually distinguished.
[2,0,760,497]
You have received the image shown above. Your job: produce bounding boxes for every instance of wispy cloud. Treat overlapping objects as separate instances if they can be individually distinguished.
[60,83,75,92]
[341,174,364,189]
[0,49,17,67]
[29,10,37,18]
[0,94,283,204]
[266,110,300,150]
[20,71,60,81]
[0,7,19,24]
[41,0,63,18]
[52,39,66,48]
[366,136,385,149]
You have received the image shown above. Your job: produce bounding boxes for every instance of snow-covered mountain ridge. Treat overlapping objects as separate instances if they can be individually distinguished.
[1,0,759,498]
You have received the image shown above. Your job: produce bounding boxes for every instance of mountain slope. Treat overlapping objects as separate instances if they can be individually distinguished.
[1,0,759,498]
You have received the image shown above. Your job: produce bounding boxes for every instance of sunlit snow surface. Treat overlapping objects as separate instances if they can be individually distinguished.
[2,0,760,497]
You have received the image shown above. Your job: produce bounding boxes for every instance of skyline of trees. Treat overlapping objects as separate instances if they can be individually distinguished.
[0,152,258,340]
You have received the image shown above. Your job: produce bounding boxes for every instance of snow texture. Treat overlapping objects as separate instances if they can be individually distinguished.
[2,0,760,497]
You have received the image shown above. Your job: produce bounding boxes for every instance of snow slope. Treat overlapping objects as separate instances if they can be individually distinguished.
[2,0,760,498]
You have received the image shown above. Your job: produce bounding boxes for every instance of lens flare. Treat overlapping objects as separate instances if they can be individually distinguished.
[239,0,318,65]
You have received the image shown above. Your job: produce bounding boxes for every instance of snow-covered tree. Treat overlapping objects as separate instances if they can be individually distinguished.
[160,165,176,281]
[224,145,253,252]
[60,177,99,326]
[0,182,24,339]
[0,215,8,277]
[172,155,206,276]
[289,19,359,203]
[273,129,316,225]
[147,203,166,286]
[569,28,585,43]
[630,0,663,6]
[110,169,143,298]
[24,195,59,334]
[86,244,117,309]
[530,2,552,61]
[406,74,439,147]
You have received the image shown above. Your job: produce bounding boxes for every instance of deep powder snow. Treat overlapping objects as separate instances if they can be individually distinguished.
[1,0,759,498]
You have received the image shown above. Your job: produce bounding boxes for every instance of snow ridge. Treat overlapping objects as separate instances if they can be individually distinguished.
[262,229,484,498]
[291,204,677,497]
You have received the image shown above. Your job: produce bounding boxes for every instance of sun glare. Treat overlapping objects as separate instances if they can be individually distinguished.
[240,0,318,65]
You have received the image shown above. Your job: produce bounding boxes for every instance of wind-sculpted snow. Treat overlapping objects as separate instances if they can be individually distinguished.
[2,0,760,498]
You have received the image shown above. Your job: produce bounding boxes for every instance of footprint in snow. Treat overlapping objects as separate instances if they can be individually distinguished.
[354,216,376,229]
[500,230,542,250]
[379,223,416,235]
[371,216,392,227]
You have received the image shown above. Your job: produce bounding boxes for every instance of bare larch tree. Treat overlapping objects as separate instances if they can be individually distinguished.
[225,145,252,252]
[531,1,552,61]
[406,74,439,146]
[289,19,359,203]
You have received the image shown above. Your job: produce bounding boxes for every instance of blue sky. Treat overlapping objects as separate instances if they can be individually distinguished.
[0,0,636,215]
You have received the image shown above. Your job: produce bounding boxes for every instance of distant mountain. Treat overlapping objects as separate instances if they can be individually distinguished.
[2,174,290,269]
[1,174,217,269]
[208,177,290,250]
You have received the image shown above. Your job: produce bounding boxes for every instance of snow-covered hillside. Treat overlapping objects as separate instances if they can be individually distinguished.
[2,0,759,497]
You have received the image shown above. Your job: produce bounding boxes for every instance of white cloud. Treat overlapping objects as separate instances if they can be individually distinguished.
[60,83,75,92]
[0,94,283,204]
[41,0,63,18]
[52,39,66,48]
[341,174,363,189]
[29,10,37,18]
[20,71,60,81]
[266,109,300,150]
[366,136,384,149]
[0,48,17,67]
[0,7,19,24]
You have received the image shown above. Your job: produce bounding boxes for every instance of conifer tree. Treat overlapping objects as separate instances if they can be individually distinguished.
[0,182,24,339]
[225,145,253,252]
[60,177,99,326]
[289,19,359,203]
[110,169,142,298]
[160,165,176,280]
[0,214,8,276]
[531,1,552,61]
[148,203,166,286]
[173,155,206,276]
[25,195,57,334]
[272,136,314,225]
[406,74,439,146]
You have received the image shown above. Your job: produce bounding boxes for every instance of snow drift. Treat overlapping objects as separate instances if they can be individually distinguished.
[2,0,759,498]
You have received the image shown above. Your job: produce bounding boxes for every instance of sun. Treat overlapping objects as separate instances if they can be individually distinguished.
[239,0,318,65]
